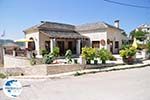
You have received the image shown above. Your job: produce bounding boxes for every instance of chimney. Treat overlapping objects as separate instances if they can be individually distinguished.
[114,20,119,28]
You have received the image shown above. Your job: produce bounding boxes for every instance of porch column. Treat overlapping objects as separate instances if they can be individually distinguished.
[76,39,81,55]
[50,38,56,53]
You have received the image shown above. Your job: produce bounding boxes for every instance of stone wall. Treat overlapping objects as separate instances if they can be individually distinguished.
[4,55,31,68]
[0,46,3,66]
[47,64,84,75]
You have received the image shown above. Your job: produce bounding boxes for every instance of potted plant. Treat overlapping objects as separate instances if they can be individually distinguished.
[81,47,96,64]
[97,48,112,64]
[65,49,72,64]
[120,46,137,64]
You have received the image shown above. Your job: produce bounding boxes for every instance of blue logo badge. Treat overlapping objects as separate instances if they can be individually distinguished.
[3,79,22,98]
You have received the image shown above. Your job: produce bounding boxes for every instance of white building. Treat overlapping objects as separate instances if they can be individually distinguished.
[23,20,128,57]
[76,20,128,54]
[136,24,150,33]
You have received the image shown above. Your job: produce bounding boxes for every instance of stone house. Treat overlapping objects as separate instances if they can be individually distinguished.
[76,20,128,53]
[23,20,128,57]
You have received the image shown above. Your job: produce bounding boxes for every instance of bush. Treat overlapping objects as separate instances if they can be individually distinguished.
[51,47,60,58]
[30,57,36,65]
[109,55,117,61]
[97,48,112,64]
[40,49,49,57]
[120,47,136,58]
[81,47,96,61]
[65,49,72,64]
[0,73,6,79]
[42,54,54,64]
[147,41,150,53]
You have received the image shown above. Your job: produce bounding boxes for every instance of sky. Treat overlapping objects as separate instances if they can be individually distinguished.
[0,0,150,40]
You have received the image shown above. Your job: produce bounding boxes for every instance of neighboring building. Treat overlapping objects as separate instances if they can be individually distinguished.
[23,20,128,57]
[130,24,150,43]
[135,24,150,33]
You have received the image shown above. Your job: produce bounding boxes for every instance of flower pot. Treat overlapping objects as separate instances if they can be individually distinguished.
[102,60,106,64]
[74,59,78,64]
[94,60,98,65]
[86,59,91,64]
[123,57,134,65]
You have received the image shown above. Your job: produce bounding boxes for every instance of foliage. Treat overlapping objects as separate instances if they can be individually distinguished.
[40,49,49,57]
[81,47,96,60]
[42,54,54,64]
[146,41,150,53]
[74,72,86,76]
[137,44,147,50]
[0,73,6,79]
[97,48,112,64]
[109,55,117,61]
[120,46,137,58]
[130,30,148,41]
[121,44,131,50]
[65,49,72,64]
[30,53,36,65]
[30,57,36,65]
[51,47,60,57]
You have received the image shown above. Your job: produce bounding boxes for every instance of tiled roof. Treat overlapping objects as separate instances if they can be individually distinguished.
[24,21,75,32]
[40,30,88,39]
[76,22,124,31]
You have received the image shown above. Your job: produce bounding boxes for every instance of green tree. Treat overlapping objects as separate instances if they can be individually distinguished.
[130,30,148,41]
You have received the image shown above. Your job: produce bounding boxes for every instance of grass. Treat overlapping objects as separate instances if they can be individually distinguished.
[0,73,6,79]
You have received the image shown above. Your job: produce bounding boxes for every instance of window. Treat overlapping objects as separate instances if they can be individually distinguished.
[115,41,119,48]
[45,41,50,52]
[28,38,35,51]
[92,41,100,48]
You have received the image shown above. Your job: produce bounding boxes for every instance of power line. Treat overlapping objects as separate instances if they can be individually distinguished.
[104,0,150,9]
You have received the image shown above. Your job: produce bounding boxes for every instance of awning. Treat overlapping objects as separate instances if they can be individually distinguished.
[14,39,33,42]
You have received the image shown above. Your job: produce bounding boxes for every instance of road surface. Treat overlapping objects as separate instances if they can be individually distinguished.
[1,67,150,100]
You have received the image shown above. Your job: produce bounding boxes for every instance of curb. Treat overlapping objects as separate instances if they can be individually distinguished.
[6,62,150,79]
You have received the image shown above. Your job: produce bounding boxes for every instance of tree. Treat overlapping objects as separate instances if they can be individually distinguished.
[130,30,148,41]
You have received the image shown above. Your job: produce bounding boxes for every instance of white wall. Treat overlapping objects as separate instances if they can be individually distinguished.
[25,32,40,55]
[107,28,128,53]
[81,32,107,49]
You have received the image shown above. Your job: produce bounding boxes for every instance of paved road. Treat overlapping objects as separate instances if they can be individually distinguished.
[1,67,150,100]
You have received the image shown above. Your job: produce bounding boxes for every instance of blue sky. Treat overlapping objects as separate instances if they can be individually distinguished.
[0,0,150,40]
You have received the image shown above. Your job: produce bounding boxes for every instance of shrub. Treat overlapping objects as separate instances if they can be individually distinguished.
[120,47,136,58]
[65,49,72,64]
[146,41,150,53]
[42,54,54,64]
[30,57,36,65]
[51,47,60,58]
[40,49,49,57]
[0,73,6,79]
[109,55,117,61]
[97,48,112,64]
[81,47,96,61]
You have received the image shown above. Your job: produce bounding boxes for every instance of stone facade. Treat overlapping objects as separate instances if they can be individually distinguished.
[0,46,4,66]
[4,55,31,67]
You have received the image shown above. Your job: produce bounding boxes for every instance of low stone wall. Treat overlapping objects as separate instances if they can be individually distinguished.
[0,64,85,76]
[46,64,85,75]
[4,55,31,68]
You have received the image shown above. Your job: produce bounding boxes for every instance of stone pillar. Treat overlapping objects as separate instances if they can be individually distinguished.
[0,46,4,65]
[13,50,16,57]
[50,38,56,53]
[76,39,81,55]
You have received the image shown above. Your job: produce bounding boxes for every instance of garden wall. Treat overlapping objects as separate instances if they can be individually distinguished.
[4,55,31,68]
